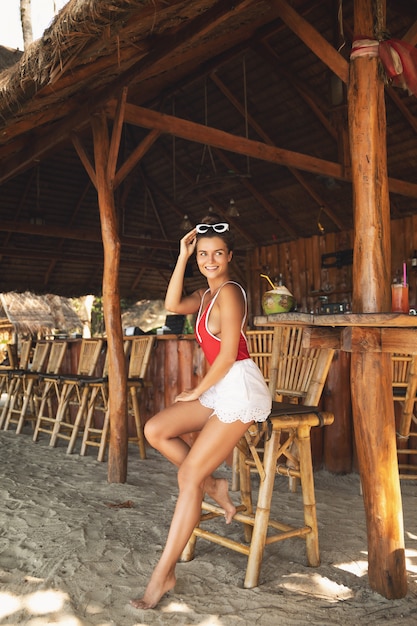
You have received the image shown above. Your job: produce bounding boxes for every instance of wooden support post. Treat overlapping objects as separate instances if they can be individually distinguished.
[92,111,128,484]
[348,0,407,598]
[351,344,406,598]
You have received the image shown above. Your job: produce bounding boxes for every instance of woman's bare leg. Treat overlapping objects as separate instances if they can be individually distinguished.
[144,400,211,466]
[144,401,237,520]
[130,414,251,609]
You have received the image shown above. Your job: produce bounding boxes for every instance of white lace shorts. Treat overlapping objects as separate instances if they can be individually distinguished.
[199,359,272,424]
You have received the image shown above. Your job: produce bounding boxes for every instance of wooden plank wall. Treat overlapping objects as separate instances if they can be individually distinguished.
[246,215,417,325]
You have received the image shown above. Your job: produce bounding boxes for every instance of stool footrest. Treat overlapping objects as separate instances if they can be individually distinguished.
[193,527,250,556]
[199,501,313,546]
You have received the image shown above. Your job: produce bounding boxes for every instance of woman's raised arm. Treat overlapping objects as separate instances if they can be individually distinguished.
[165,228,201,314]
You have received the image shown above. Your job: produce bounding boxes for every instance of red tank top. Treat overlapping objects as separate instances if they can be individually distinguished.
[195,281,250,365]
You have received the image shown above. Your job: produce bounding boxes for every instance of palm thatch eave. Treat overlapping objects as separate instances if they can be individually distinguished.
[0,292,83,336]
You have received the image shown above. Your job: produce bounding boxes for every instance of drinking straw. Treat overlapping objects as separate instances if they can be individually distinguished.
[260,274,276,289]
[403,261,407,286]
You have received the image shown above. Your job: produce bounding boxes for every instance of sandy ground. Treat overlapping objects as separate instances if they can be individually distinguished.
[0,429,416,626]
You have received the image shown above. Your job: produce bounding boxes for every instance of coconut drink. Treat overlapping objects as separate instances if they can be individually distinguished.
[261,274,295,315]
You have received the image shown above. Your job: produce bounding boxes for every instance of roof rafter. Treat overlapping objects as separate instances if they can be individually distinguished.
[108,101,417,200]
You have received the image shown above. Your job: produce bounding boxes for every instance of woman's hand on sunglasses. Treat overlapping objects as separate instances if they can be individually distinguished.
[180,228,197,258]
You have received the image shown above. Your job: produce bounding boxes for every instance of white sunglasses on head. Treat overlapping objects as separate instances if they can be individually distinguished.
[196,223,229,234]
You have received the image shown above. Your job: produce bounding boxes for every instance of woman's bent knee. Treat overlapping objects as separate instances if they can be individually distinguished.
[144,418,162,447]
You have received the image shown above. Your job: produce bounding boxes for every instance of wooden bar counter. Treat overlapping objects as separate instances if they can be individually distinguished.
[145,334,206,417]
[255,312,416,600]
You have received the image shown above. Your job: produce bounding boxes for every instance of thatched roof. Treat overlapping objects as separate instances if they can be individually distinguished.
[0,292,82,335]
[0,1,416,298]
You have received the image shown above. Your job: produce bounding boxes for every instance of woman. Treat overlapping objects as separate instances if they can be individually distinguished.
[130,215,271,610]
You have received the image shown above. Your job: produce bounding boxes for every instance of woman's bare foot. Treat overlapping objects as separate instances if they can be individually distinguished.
[204,476,236,524]
[130,569,176,610]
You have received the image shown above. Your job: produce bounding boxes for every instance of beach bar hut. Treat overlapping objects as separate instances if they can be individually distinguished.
[0,0,416,600]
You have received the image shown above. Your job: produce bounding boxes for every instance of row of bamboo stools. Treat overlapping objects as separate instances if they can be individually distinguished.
[0,336,155,460]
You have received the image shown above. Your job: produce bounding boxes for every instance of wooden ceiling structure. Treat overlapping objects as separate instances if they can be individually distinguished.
[0,0,416,299]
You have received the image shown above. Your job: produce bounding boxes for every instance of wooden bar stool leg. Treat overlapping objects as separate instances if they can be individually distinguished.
[67,387,91,454]
[130,386,146,459]
[3,378,22,430]
[80,387,100,455]
[15,379,35,434]
[238,440,254,543]
[231,446,240,491]
[49,383,70,447]
[0,377,16,429]
[180,525,199,562]
[33,380,55,441]
[244,427,281,589]
[297,423,319,567]
[97,408,110,462]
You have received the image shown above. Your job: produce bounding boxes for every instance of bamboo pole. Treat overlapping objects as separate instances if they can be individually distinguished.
[91,111,128,484]
[347,0,407,598]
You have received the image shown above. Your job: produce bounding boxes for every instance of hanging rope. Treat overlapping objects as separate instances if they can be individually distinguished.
[243,55,250,176]
[172,97,176,201]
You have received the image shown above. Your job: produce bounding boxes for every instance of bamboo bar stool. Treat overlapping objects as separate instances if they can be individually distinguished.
[11,340,68,435]
[3,340,51,433]
[81,336,155,461]
[79,348,110,460]
[126,335,155,458]
[0,339,33,429]
[0,343,17,397]
[33,338,103,449]
[181,324,335,589]
[32,341,73,443]
[392,353,417,479]
[80,340,134,460]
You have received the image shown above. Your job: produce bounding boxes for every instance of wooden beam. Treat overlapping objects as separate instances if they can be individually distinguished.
[111,102,417,200]
[402,19,417,46]
[0,219,177,250]
[0,113,90,185]
[114,129,161,189]
[269,0,349,84]
[71,133,97,188]
[108,87,128,186]
[114,102,345,179]
[386,86,417,135]
[0,245,173,271]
